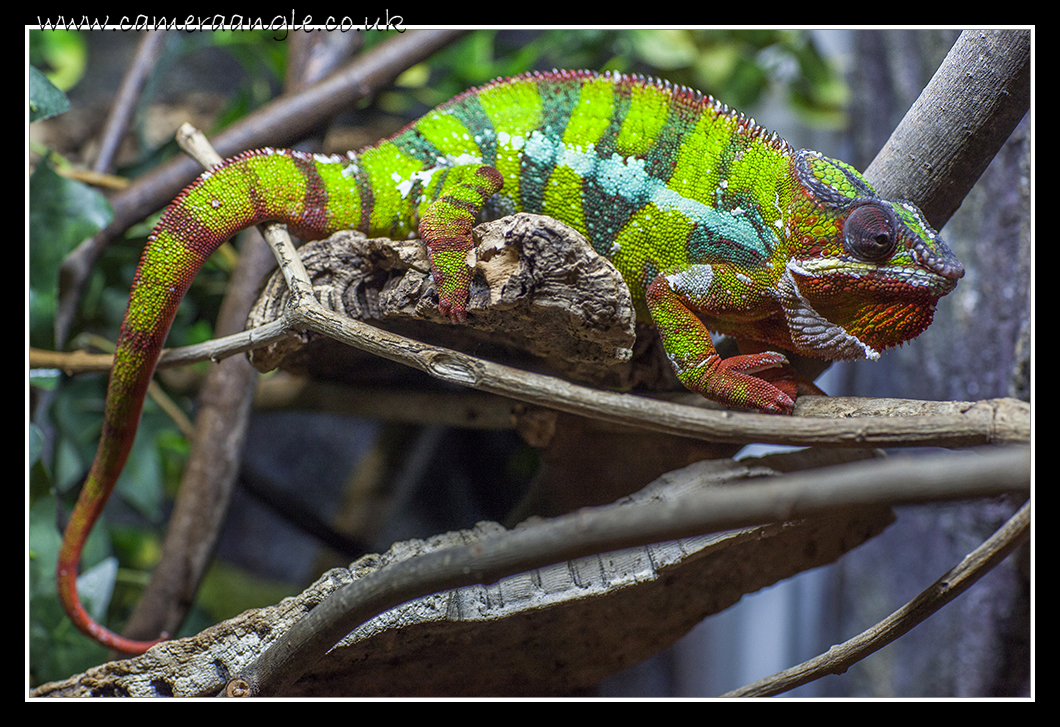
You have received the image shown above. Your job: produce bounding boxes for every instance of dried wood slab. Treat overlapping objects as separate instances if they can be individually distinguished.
[33,448,891,697]
[245,214,639,390]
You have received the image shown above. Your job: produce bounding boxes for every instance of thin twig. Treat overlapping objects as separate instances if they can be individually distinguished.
[30,318,295,374]
[288,300,1027,448]
[92,30,169,174]
[175,123,223,168]
[722,498,1031,697]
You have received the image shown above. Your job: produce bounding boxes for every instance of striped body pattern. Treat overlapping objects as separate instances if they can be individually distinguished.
[59,70,963,653]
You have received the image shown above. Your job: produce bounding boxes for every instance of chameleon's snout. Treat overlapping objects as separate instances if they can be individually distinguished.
[937,254,965,281]
[914,232,964,282]
[890,200,964,284]
[916,238,964,287]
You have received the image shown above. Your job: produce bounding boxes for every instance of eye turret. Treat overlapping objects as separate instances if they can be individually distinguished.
[843,204,897,262]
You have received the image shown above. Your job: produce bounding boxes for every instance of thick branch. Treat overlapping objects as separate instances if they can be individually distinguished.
[864,29,1031,228]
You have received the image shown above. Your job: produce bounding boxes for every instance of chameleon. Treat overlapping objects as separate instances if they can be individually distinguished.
[56,69,963,654]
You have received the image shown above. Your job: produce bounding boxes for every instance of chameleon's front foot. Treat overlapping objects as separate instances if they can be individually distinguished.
[438,297,467,324]
[647,274,797,414]
[690,351,797,414]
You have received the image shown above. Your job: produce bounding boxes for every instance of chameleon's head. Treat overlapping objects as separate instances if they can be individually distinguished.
[779,150,964,361]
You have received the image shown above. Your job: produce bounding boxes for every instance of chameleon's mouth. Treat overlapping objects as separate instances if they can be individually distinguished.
[913,244,965,282]
[790,257,959,297]
[784,259,949,356]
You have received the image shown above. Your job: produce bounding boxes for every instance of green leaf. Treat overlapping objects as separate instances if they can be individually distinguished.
[28,158,113,349]
[29,30,87,92]
[629,29,699,69]
[29,65,71,122]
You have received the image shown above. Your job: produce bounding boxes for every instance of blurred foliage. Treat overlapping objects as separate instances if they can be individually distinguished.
[29,29,88,91]
[624,28,849,124]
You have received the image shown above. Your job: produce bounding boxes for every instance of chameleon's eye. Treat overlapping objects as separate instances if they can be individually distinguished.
[844,204,897,262]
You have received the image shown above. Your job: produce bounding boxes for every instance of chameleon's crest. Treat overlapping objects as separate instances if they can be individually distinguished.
[795,149,875,201]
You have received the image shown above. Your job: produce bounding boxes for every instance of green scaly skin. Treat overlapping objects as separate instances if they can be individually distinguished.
[58,70,963,653]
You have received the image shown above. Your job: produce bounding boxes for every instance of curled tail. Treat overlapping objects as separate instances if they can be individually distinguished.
[57,148,366,653]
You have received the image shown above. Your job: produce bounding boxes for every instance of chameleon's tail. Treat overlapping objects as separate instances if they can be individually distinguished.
[56,148,365,654]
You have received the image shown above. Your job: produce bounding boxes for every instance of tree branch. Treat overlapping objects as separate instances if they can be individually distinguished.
[864,29,1031,229]
[228,445,1030,696]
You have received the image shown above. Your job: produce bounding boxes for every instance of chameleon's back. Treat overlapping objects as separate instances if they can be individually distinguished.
[379,70,797,305]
